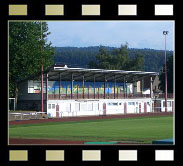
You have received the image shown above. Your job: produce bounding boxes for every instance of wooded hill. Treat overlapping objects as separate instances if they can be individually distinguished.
[54,46,173,72]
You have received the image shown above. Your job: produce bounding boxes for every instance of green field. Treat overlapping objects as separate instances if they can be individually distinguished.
[9,116,173,144]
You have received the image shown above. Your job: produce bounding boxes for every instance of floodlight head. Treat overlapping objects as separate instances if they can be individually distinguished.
[163,31,169,35]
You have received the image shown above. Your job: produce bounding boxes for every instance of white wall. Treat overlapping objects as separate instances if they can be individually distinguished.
[47,98,153,118]
[160,100,174,112]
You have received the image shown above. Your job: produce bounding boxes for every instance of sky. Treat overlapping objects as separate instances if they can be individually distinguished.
[47,21,174,51]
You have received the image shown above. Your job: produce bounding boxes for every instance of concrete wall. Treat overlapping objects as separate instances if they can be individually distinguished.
[17,100,47,111]
[137,81,141,92]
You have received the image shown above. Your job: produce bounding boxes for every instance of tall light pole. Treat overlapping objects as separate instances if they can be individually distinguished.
[163,31,168,112]
[41,22,44,112]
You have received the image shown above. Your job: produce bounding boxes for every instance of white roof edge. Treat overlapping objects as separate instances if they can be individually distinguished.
[53,67,158,75]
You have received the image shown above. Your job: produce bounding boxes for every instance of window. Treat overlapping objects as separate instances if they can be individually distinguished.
[28,80,46,93]
[48,104,51,109]
[108,102,118,106]
[167,101,171,107]
[128,102,135,105]
[52,104,55,109]
[163,101,171,107]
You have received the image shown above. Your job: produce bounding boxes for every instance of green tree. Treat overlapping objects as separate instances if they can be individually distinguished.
[128,54,144,71]
[88,44,144,71]
[96,46,112,69]
[9,22,55,107]
[113,44,131,70]
[159,55,173,93]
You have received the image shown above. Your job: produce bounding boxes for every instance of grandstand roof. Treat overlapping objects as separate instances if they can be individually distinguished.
[47,66,158,83]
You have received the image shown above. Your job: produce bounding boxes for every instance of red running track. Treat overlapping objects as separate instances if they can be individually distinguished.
[9,112,173,125]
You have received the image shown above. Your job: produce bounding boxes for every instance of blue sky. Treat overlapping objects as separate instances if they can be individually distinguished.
[47,21,174,50]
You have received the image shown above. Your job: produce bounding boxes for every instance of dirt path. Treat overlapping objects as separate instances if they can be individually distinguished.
[9,138,146,145]
[9,138,85,145]
[9,112,173,126]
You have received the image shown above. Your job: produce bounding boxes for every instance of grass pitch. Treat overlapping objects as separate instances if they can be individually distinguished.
[9,116,173,144]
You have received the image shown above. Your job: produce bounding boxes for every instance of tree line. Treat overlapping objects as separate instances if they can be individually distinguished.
[54,46,173,72]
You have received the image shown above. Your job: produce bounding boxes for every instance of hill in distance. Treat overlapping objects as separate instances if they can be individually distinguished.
[54,46,173,72]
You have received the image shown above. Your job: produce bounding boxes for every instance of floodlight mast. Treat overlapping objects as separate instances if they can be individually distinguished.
[163,31,168,112]
[41,22,44,113]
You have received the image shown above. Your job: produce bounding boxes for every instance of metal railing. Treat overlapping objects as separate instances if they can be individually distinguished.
[48,92,153,100]
[48,92,174,100]
[156,93,174,99]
